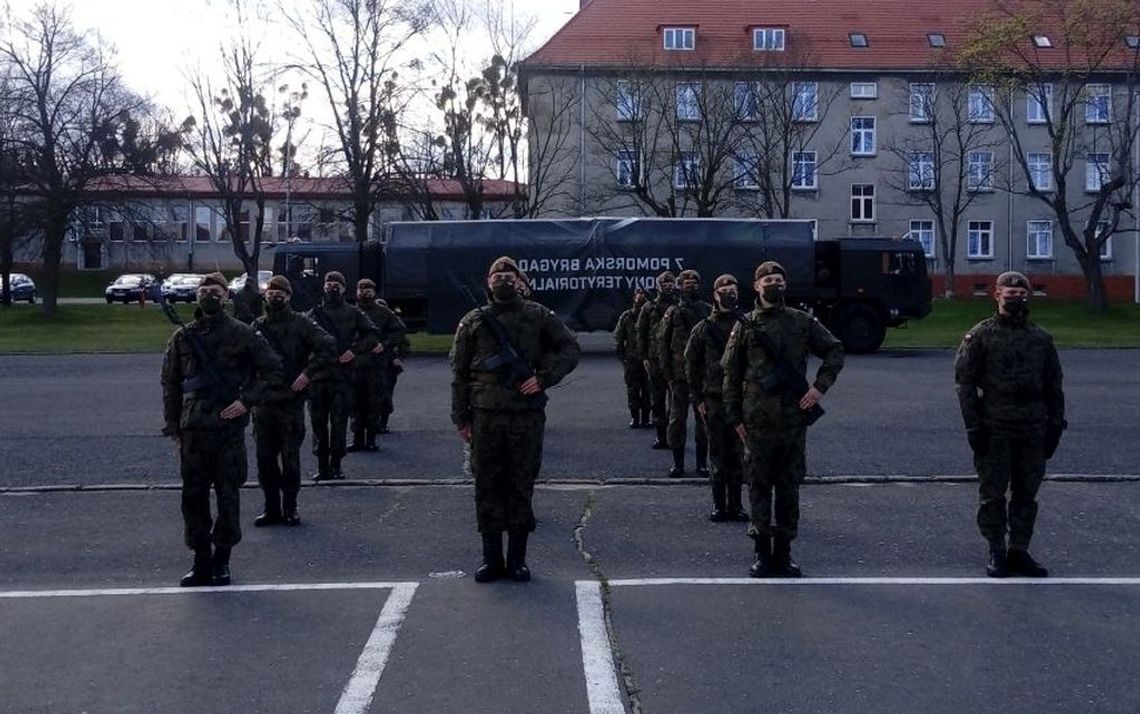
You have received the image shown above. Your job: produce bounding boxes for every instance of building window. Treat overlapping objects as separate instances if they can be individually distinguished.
[168,205,189,242]
[850,116,876,156]
[928,33,946,48]
[131,216,152,242]
[792,81,817,122]
[968,85,995,123]
[616,81,640,121]
[108,211,125,242]
[1086,153,1111,192]
[850,82,877,99]
[1027,220,1053,259]
[734,153,759,189]
[1086,84,1112,124]
[910,83,935,122]
[753,27,785,51]
[967,220,993,258]
[675,82,701,121]
[792,151,817,190]
[1027,83,1053,124]
[663,27,695,51]
[734,82,759,121]
[967,151,994,191]
[1032,35,1052,48]
[1027,152,1052,191]
[194,206,212,242]
[849,33,869,48]
[851,184,875,222]
[910,219,936,257]
[1127,35,1140,49]
[674,152,701,190]
[908,152,935,190]
[1096,221,1113,260]
[616,150,639,188]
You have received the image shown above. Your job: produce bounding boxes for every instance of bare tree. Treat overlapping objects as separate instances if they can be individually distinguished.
[518,75,579,218]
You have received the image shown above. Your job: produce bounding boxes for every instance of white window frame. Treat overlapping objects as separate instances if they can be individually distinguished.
[850,82,877,99]
[1027,152,1053,191]
[674,152,701,190]
[615,81,640,121]
[107,210,125,242]
[968,85,995,123]
[1096,220,1113,260]
[675,82,701,121]
[733,153,760,190]
[850,184,875,222]
[616,150,639,188]
[168,205,189,242]
[909,219,937,258]
[791,151,817,190]
[1086,84,1112,124]
[792,81,818,122]
[753,27,785,51]
[967,220,994,259]
[967,151,995,191]
[734,82,759,121]
[1027,220,1054,259]
[1086,153,1111,192]
[908,151,936,191]
[1027,83,1053,124]
[909,83,935,123]
[194,206,212,243]
[663,27,695,51]
[850,116,876,156]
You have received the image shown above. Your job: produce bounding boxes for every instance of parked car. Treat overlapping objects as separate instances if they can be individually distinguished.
[228,270,273,297]
[161,273,206,303]
[104,274,156,304]
[5,273,36,304]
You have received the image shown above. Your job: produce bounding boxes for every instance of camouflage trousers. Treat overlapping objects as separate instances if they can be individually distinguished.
[309,380,353,459]
[646,364,669,428]
[744,427,806,541]
[622,359,650,415]
[470,409,546,533]
[253,400,306,500]
[975,435,1046,550]
[703,397,743,490]
[180,426,248,550]
[380,362,403,423]
[351,366,388,435]
[667,381,708,456]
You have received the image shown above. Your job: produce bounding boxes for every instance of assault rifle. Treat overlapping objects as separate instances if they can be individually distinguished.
[158,292,239,403]
[753,329,824,426]
[460,285,548,409]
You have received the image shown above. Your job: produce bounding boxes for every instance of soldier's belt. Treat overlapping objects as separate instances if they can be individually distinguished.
[471,372,500,384]
[744,383,766,395]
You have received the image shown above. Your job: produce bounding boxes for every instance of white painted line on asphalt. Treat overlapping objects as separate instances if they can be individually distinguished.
[575,580,626,714]
[334,582,419,714]
[0,581,416,599]
[604,577,1140,587]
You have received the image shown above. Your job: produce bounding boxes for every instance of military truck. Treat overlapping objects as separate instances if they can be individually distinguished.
[271,218,932,353]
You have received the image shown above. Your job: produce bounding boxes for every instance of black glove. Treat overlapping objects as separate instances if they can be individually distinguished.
[1044,420,1067,460]
[967,429,989,456]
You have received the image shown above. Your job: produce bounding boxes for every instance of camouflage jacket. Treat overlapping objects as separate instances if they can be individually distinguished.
[161,311,283,435]
[252,306,336,403]
[953,313,1065,438]
[613,308,640,363]
[377,299,412,361]
[685,309,743,404]
[357,299,407,370]
[722,303,845,430]
[659,296,712,382]
[635,294,677,368]
[450,295,581,424]
[305,302,378,382]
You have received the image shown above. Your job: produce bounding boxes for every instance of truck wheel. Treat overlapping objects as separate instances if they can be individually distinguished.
[836,305,886,354]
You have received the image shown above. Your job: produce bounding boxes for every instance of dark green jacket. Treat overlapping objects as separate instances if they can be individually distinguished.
[161,311,283,434]
[305,302,378,382]
[635,293,677,368]
[954,314,1065,438]
[450,295,581,424]
[613,307,640,363]
[253,306,336,403]
[685,309,742,404]
[722,303,845,430]
[659,295,712,382]
[357,299,407,369]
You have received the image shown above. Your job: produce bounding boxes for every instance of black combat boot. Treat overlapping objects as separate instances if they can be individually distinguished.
[347,429,365,452]
[179,546,213,587]
[282,492,301,527]
[629,408,639,429]
[330,456,345,480]
[771,537,802,578]
[506,532,531,582]
[640,408,652,428]
[1006,548,1048,577]
[695,442,710,479]
[667,449,686,478]
[708,483,728,522]
[475,531,505,583]
[749,537,772,578]
[986,541,1008,578]
[378,414,391,434]
[211,546,232,586]
[254,490,283,527]
[312,454,332,482]
[726,486,749,522]
[364,429,380,452]
[651,424,668,449]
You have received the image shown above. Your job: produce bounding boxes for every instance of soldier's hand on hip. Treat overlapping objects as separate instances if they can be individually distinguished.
[220,400,248,420]
[457,423,472,443]
[735,424,748,443]
[392,358,402,369]
[799,387,823,410]
[697,402,708,420]
[518,376,543,396]
[338,349,355,364]
[642,359,651,372]
[371,343,385,354]
[291,373,311,392]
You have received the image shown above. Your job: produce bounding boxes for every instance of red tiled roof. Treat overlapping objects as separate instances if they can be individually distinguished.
[523,0,1135,71]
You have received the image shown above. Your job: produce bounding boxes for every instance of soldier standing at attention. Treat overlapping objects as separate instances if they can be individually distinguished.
[349,278,406,452]
[659,269,712,478]
[162,272,283,587]
[723,261,844,578]
[954,271,1066,578]
[636,271,678,449]
[450,256,581,583]
[614,288,650,428]
[250,276,335,527]
[306,271,378,481]
[378,318,409,434]
[686,274,747,521]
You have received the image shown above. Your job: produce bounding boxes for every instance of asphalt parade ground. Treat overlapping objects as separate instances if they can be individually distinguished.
[2,345,1139,713]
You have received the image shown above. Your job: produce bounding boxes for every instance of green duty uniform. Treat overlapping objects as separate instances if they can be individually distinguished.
[659,295,712,469]
[352,299,407,446]
[636,290,677,444]
[614,305,649,427]
[379,299,410,432]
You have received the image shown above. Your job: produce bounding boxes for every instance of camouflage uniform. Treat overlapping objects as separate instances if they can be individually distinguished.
[161,309,282,553]
[381,331,411,431]
[659,289,712,470]
[636,278,677,444]
[613,302,649,426]
[352,297,407,445]
[954,310,1065,553]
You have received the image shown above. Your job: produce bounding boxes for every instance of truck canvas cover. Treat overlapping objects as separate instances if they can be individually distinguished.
[384,218,816,333]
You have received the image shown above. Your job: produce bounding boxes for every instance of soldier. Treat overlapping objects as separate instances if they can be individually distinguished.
[686,274,747,521]
[636,271,678,449]
[349,278,407,452]
[161,272,283,587]
[954,271,1066,578]
[613,288,650,428]
[659,269,712,477]
[305,271,378,481]
[450,256,581,583]
[723,261,844,578]
[250,276,335,527]
[378,317,409,434]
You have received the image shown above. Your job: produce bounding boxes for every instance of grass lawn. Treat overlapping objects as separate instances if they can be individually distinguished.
[1,299,1137,354]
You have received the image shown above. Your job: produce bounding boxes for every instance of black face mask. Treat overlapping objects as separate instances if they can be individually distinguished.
[198,295,224,316]
[325,289,344,306]
[1003,297,1029,319]
[762,285,786,305]
[681,285,698,299]
[266,296,288,312]
[358,295,375,306]
[717,293,738,310]
[492,283,518,301]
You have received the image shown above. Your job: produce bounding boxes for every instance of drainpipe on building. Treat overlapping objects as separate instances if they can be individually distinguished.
[188,200,195,272]
[579,65,586,216]
[1007,88,1015,272]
